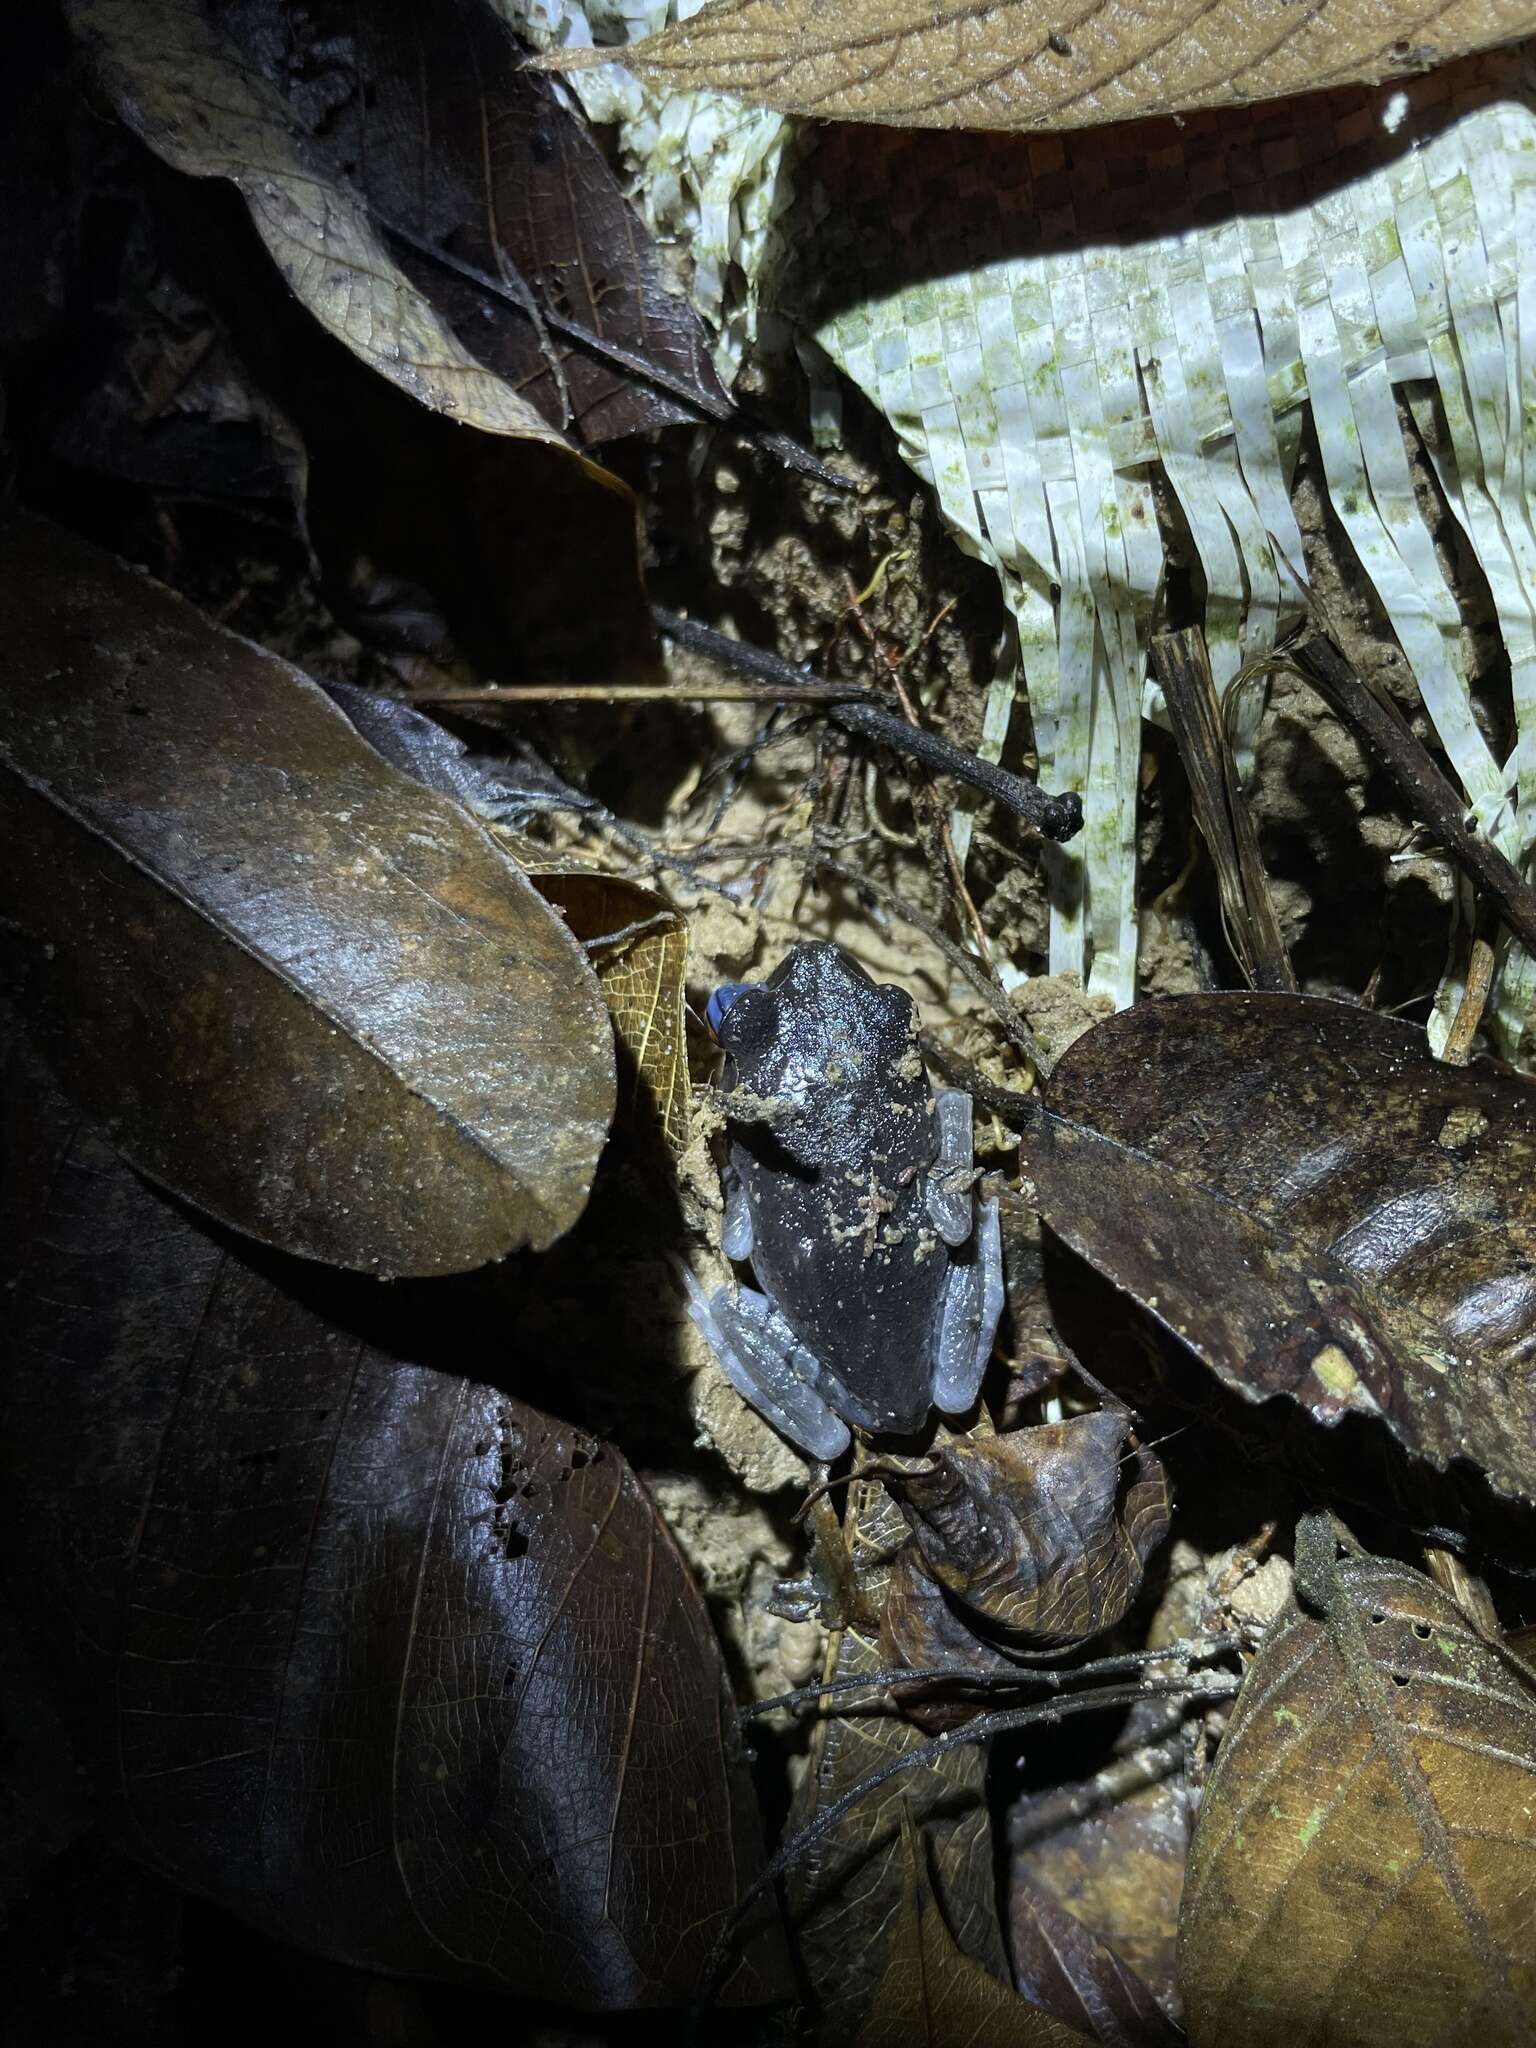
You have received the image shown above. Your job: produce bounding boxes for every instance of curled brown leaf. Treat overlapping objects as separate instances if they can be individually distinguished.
[888,1414,1172,1648]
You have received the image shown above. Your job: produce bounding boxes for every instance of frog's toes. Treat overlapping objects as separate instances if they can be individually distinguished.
[721,1167,753,1260]
[681,1272,851,1461]
[932,1194,1006,1414]
[926,1088,976,1246]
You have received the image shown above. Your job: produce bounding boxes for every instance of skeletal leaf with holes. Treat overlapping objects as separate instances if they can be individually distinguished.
[1178,1515,1536,2046]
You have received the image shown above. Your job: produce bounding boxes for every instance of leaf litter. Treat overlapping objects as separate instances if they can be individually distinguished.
[9,5,1536,2044]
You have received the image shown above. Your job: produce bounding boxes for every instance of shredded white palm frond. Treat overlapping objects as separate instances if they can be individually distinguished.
[504,8,1536,1057]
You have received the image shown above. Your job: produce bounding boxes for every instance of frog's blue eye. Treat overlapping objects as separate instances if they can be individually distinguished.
[707,983,752,1036]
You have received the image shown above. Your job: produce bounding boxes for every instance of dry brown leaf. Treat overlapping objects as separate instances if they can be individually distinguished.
[855,1811,1092,2047]
[1179,1515,1536,2046]
[68,0,572,443]
[1012,1744,1191,2025]
[564,0,1536,132]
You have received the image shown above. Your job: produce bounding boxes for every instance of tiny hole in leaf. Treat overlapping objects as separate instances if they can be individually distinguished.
[1413,1622,1432,1639]
[1370,1612,1386,1624]
[1391,1672,1410,1687]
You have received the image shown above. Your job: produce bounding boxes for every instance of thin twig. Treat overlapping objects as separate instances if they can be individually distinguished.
[694,1671,1241,2015]
[373,210,850,486]
[1009,1732,1188,1848]
[412,680,860,706]
[1441,898,1499,1064]
[655,610,1083,844]
[742,1632,1246,1722]
[839,566,996,966]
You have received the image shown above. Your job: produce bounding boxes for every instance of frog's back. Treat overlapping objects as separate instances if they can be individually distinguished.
[719,946,945,1435]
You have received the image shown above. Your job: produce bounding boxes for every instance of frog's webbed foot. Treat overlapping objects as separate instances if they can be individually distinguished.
[929,1087,1006,1417]
[682,1270,851,1461]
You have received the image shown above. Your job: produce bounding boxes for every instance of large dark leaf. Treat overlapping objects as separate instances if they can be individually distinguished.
[67,0,571,444]
[0,1040,780,2010]
[321,685,690,1149]
[0,510,615,1275]
[72,0,730,446]
[1034,993,1536,1501]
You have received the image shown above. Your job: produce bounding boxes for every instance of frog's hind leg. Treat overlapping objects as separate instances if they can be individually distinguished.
[681,1270,851,1460]
[932,1195,1005,1415]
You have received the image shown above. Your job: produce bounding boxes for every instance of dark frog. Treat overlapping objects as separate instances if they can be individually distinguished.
[684,943,1005,1460]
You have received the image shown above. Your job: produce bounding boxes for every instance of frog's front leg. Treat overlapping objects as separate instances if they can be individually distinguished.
[681,1268,852,1461]
[924,1086,1005,1411]
[929,1083,1006,1412]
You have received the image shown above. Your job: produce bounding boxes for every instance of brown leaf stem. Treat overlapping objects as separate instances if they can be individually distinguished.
[1290,635,1536,960]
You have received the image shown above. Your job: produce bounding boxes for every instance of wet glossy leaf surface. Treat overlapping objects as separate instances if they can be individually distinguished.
[1179,1517,1536,2046]
[321,684,690,1148]
[595,0,1536,131]
[0,1042,780,2010]
[0,511,615,1274]
[1036,993,1536,1500]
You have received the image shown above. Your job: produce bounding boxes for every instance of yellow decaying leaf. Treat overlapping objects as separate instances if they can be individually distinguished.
[1179,1515,1536,2047]
[855,1809,1092,2047]
[533,871,691,1151]
[553,0,1536,131]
